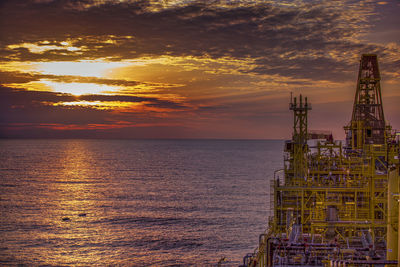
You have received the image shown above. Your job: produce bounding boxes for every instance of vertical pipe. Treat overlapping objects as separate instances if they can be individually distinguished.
[387,170,398,261]
[396,168,400,267]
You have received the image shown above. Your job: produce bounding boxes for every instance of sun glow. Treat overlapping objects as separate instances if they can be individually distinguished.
[7,41,81,53]
[3,80,122,95]
[53,101,138,109]
[39,80,121,95]
[35,60,130,78]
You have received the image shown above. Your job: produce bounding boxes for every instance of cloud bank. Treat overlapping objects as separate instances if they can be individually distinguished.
[1,0,399,138]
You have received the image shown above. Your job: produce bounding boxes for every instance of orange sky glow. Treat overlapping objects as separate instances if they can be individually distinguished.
[1,0,399,139]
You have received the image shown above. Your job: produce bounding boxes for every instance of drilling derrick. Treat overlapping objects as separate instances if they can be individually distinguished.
[345,54,387,149]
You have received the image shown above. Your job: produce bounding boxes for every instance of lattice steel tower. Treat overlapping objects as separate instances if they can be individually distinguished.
[289,94,311,184]
[345,54,387,149]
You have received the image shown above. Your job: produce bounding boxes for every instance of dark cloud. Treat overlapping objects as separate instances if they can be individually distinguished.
[0,0,399,139]
[0,86,77,106]
[0,85,187,107]
[0,70,42,84]
[0,86,109,127]
[0,71,184,91]
[1,0,398,81]
[0,86,188,127]
[79,94,188,110]
[0,85,200,138]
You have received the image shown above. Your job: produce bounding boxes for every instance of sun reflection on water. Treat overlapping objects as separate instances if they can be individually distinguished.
[1,139,279,265]
[41,141,105,265]
[35,140,168,265]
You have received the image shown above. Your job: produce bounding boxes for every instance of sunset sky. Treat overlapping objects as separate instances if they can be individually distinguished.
[1,0,399,139]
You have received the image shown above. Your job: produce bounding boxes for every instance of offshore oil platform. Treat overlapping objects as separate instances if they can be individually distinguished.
[241,54,400,267]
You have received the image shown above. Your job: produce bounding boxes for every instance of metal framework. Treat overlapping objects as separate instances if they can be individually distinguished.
[289,94,311,185]
[344,54,389,149]
[241,54,400,267]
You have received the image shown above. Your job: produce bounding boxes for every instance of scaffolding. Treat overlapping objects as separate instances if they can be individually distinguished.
[241,54,400,267]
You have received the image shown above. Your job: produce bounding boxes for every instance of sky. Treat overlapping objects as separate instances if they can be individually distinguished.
[0,0,399,139]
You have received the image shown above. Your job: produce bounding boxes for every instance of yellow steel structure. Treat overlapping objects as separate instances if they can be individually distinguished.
[241,54,400,267]
[289,94,311,186]
[387,169,399,261]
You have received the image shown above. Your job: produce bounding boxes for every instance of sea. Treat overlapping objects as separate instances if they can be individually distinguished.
[0,139,283,266]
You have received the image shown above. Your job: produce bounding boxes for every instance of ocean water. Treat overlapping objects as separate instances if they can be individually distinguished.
[0,139,283,266]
